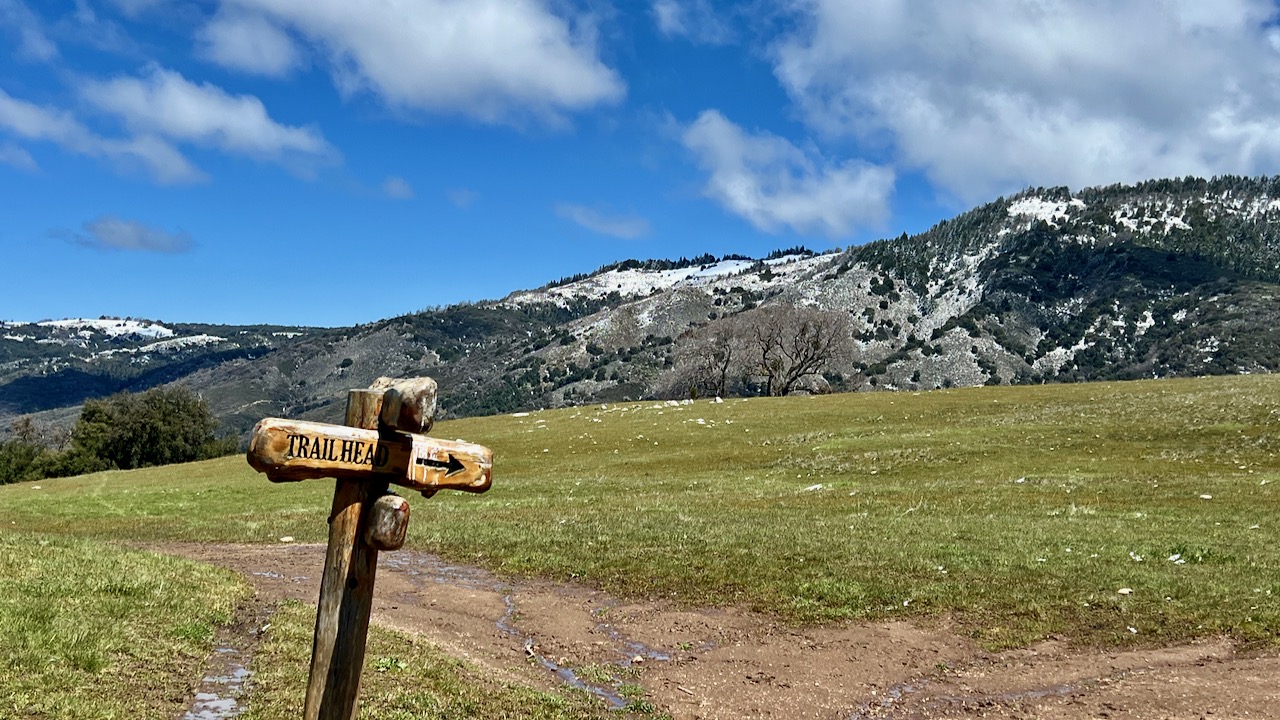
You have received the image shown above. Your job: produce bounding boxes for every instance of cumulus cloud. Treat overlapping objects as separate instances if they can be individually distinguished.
[81,67,332,162]
[3,68,332,182]
[774,0,1280,201]
[61,216,195,253]
[0,0,57,61]
[382,175,413,200]
[652,0,732,44]
[222,0,624,123]
[682,109,894,237]
[0,87,204,183]
[555,203,651,239]
[198,9,303,77]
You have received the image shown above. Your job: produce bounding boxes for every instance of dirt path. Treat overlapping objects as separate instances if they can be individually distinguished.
[160,543,1278,719]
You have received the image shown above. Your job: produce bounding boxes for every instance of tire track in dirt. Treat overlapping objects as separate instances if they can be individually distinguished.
[159,543,1279,720]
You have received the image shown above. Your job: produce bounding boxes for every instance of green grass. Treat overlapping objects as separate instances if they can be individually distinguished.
[2,375,1278,649]
[244,601,610,719]
[0,533,249,718]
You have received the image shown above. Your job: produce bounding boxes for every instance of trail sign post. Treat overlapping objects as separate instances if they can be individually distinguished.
[246,377,492,720]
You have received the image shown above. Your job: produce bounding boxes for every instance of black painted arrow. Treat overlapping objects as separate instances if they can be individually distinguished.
[416,454,466,476]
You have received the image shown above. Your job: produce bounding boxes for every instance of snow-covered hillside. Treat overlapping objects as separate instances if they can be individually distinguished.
[37,318,175,339]
[503,253,834,307]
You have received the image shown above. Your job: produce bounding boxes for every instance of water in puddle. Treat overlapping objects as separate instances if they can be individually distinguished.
[181,644,253,719]
[593,608,673,663]
[526,637,629,709]
[497,594,629,709]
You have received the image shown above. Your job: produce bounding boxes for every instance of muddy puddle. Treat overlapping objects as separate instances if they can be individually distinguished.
[178,600,268,720]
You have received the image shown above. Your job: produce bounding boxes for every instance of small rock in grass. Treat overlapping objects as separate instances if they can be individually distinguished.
[1200,494,1213,499]
[1118,588,1133,595]
[279,536,295,543]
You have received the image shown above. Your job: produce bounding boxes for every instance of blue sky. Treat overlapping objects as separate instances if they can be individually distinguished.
[5,1,1280,326]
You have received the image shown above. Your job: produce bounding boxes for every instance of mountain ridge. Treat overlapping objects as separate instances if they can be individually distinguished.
[4,175,1279,438]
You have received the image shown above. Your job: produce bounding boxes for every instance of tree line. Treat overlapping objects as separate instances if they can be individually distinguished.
[0,386,237,485]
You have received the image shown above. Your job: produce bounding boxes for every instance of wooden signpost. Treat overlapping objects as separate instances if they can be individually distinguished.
[248,418,490,495]
[246,377,492,720]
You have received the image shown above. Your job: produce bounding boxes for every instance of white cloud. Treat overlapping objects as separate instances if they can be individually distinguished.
[447,188,478,208]
[0,88,204,183]
[382,175,413,200]
[682,109,894,237]
[62,216,195,253]
[555,203,651,239]
[223,0,624,123]
[0,141,36,171]
[81,67,332,162]
[198,10,303,77]
[775,0,1280,201]
[0,0,57,61]
[651,0,731,44]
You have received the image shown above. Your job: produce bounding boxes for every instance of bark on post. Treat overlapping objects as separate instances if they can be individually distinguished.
[365,493,411,551]
[372,376,438,434]
[303,389,386,720]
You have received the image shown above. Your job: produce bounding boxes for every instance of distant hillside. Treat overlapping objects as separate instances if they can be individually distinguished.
[4,175,1279,438]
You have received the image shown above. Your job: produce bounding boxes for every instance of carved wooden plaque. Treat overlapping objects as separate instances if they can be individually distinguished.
[247,418,491,496]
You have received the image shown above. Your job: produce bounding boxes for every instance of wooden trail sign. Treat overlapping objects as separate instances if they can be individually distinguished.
[245,377,492,720]
[247,418,492,496]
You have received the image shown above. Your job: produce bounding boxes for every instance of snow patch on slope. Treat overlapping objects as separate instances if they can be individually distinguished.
[504,254,829,307]
[1113,203,1190,232]
[38,318,174,339]
[141,335,224,352]
[1007,197,1086,226]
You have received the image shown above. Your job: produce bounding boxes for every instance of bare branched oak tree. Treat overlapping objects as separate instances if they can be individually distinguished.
[746,306,849,396]
[670,305,850,398]
[675,320,745,398]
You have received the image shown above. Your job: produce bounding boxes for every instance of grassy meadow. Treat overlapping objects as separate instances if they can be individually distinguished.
[0,534,248,718]
[1,375,1278,715]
